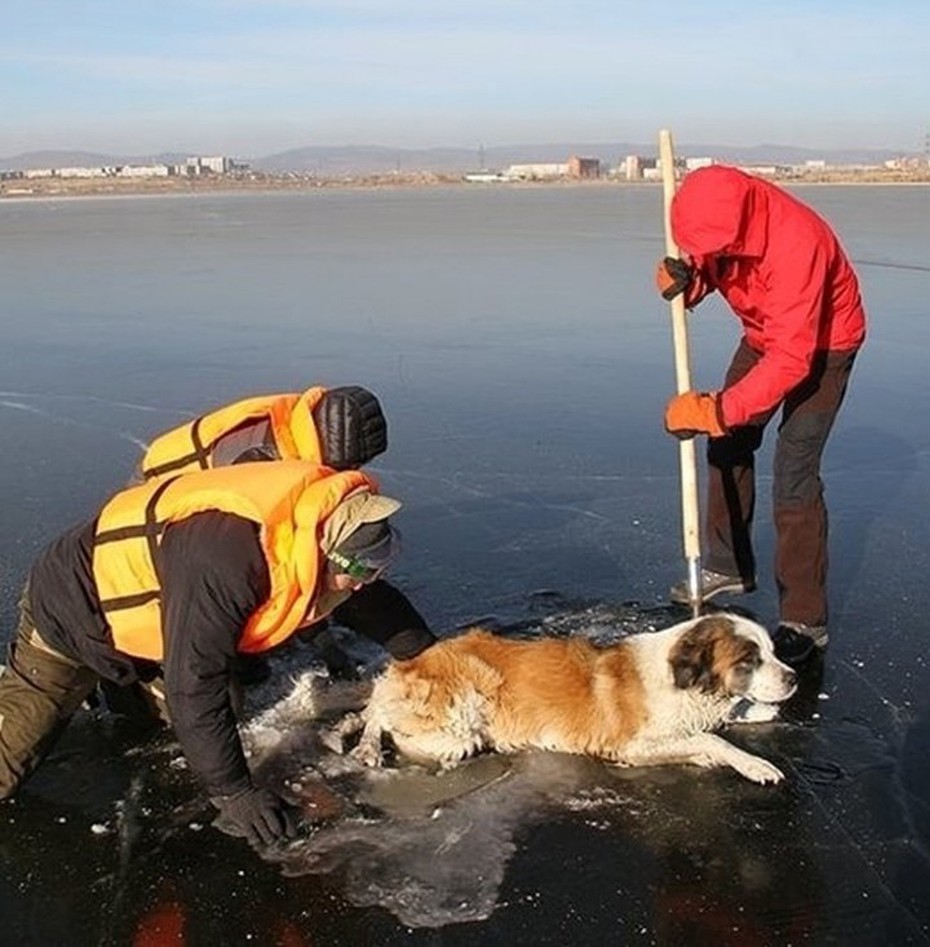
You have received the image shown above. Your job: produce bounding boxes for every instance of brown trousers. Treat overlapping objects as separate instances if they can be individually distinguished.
[705,340,857,627]
[0,592,99,799]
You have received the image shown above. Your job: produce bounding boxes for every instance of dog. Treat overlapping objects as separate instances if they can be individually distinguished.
[327,613,797,784]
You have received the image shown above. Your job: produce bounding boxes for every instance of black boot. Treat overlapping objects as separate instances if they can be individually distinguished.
[771,623,828,667]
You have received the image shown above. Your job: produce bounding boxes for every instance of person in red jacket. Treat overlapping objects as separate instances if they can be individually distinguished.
[655,165,866,666]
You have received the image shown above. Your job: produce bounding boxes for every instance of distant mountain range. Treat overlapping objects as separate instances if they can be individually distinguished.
[0,142,911,175]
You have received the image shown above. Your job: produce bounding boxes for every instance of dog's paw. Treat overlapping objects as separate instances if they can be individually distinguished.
[350,739,385,768]
[319,712,364,755]
[319,726,347,755]
[736,754,784,784]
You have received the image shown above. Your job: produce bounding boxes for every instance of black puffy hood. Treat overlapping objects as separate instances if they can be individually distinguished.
[312,385,387,469]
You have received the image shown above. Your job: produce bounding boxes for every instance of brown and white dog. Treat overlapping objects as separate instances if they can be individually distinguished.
[328,613,797,784]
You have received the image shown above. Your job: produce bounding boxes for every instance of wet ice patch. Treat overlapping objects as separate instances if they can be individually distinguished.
[272,784,518,926]
[265,753,589,929]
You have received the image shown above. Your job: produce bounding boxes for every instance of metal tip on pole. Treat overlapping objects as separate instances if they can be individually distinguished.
[687,557,703,618]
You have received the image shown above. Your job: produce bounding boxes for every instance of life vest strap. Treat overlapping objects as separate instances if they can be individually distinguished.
[95,475,180,614]
[100,590,161,614]
[144,416,211,477]
[95,522,167,544]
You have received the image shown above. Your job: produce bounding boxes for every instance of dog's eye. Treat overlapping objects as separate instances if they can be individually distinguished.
[735,660,758,674]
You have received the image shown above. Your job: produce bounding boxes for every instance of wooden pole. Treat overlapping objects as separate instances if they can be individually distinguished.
[659,129,703,616]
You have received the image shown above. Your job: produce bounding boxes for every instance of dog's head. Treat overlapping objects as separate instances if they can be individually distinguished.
[668,614,797,703]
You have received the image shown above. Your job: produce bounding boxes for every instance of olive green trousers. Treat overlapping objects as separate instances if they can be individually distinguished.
[0,595,99,799]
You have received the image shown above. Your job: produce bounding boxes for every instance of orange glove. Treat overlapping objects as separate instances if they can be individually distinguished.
[655,256,693,301]
[664,391,728,439]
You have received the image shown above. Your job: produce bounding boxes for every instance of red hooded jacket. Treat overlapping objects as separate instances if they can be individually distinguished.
[671,166,866,426]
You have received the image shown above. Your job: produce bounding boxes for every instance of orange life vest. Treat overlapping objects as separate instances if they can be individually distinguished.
[140,388,327,479]
[92,459,375,660]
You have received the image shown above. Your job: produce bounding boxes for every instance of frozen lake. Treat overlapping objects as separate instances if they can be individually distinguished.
[1,183,929,944]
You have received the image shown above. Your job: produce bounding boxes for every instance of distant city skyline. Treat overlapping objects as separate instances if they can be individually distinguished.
[3,1,928,158]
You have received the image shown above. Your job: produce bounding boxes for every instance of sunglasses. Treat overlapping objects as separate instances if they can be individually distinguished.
[326,549,386,583]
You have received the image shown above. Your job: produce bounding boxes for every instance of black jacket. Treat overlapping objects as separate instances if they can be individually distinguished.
[28,511,434,795]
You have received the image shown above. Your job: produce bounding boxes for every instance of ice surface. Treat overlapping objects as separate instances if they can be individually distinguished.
[2,186,929,942]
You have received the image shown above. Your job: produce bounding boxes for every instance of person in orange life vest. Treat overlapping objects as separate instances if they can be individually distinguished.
[0,461,435,847]
[117,384,387,697]
[137,384,387,480]
[655,165,866,667]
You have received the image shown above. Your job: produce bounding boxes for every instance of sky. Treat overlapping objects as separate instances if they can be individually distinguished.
[2,0,928,159]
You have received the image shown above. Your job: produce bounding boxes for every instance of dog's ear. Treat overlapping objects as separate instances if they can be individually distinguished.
[669,620,721,693]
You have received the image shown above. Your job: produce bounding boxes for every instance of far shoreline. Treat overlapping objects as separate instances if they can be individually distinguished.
[3,169,930,202]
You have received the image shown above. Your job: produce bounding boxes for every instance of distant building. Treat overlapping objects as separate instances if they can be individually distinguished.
[56,166,110,178]
[642,157,664,181]
[463,170,506,183]
[504,162,569,181]
[737,165,791,177]
[117,164,170,178]
[684,157,715,171]
[624,155,659,181]
[469,157,598,183]
[14,155,246,181]
[201,155,230,174]
[185,155,241,175]
[567,155,600,179]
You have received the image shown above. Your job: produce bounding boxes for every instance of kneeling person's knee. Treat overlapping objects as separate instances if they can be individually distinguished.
[0,631,97,798]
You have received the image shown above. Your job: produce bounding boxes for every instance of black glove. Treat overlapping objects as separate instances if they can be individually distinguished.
[655,256,693,301]
[211,787,299,847]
